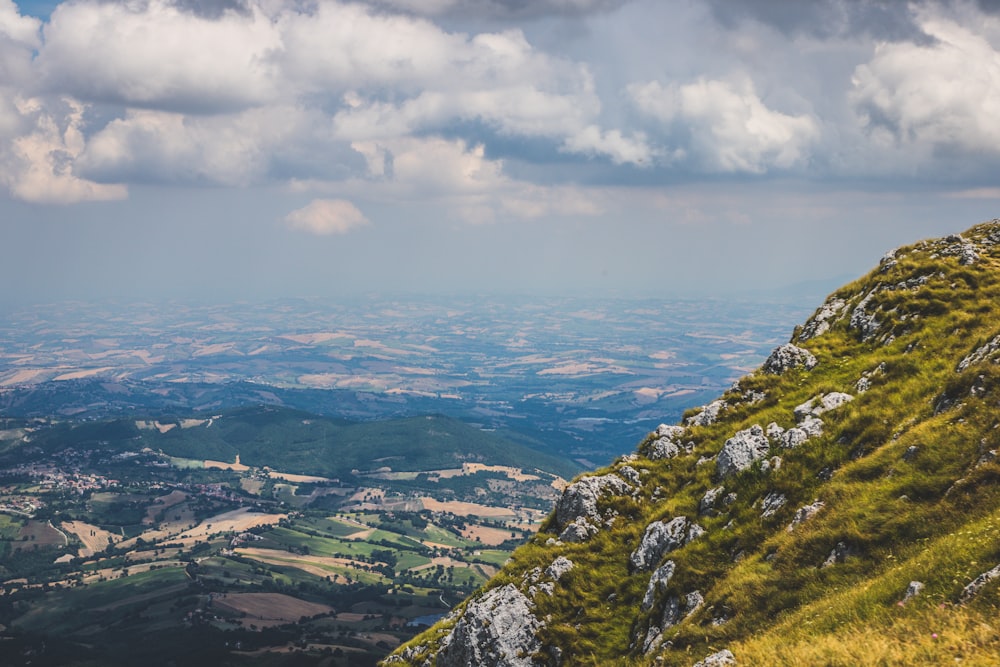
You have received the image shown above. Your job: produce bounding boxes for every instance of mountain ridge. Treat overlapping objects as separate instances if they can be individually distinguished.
[386,219,1000,666]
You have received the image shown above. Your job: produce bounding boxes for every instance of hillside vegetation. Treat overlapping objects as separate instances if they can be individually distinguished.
[388,220,1000,666]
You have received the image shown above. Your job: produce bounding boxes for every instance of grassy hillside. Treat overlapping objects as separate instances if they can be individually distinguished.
[389,220,1000,666]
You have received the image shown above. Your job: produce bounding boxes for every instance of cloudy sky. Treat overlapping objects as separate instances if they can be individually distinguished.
[2,0,1000,303]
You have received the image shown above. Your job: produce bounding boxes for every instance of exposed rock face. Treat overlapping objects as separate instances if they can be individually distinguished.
[433,584,541,667]
[645,424,692,460]
[686,399,727,427]
[640,561,676,611]
[716,424,770,479]
[545,556,574,581]
[641,590,705,654]
[798,298,847,341]
[959,563,1000,603]
[553,470,635,541]
[903,581,924,602]
[794,392,854,420]
[762,344,818,374]
[693,649,737,666]
[699,486,726,515]
[850,291,881,341]
[759,492,787,518]
[958,334,1000,372]
[629,516,704,572]
[787,500,825,531]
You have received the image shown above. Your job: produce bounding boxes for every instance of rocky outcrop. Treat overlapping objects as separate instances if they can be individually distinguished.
[716,424,770,479]
[699,486,727,515]
[787,500,825,531]
[794,392,854,420]
[644,424,692,460]
[762,344,818,374]
[849,291,881,342]
[693,649,737,666]
[553,469,636,542]
[759,492,787,518]
[959,563,1000,603]
[640,560,676,611]
[432,584,542,667]
[686,400,727,427]
[798,298,847,341]
[958,334,1000,372]
[629,516,704,572]
[641,590,704,654]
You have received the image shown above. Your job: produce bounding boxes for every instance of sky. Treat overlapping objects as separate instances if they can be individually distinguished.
[2,0,1000,303]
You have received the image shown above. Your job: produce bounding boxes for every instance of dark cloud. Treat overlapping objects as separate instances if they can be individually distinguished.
[705,0,927,42]
[169,0,251,19]
[361,0,632,19]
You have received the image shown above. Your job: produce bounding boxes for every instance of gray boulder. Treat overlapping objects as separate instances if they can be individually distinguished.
[646,424,691,460]
[787,500,825,532]
[762,344,818,374]
[686,399,727,427]
[694,649,737,667]
[699,486,726,515]
[558,517,598,543]
[434,584,541,667]
[794,392,854,420]
[545,556,574,582]
[630,516,704,572]
[849,291,881,341]
[640,561,676,611]
[553,471,634,540]
[759,492,787,518]
[716,424,770,479]
[798,298,847,341]
[960,563,1000,603]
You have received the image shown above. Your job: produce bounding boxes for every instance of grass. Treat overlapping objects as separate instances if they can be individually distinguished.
[389,221,1000,665]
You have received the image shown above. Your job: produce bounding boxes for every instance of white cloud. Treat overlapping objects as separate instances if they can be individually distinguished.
[36,0,281,112]
[296,136,604,224]
[630,76,818,173]
[78,105,335,186]
[284,198,370,235]
[1,97,127,204]
[851,15,1000,155]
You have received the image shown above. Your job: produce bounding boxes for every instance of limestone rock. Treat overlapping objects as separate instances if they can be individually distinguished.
[630,516,704,572]
[699,486,726,515]
[686,400,727,427]
[787,500,825,531]
[545,556,574,582]
[640,561,676,612]
[903,581,924,602]
[765,422,786,444]
[960,563,1000,603]
[641,590,704,655]
[822,541,852,567]
[694,649,737,667]
[553,471,634,540]
[434,584,542,667]
[762,344,818,374]
[716,424,770,479]
[794,392,854,420]
[798,297,847,341]
[958,334,1000,372]
[558,517,598,543]
[849,291,881,341]
[646,424,692,460]
[759,492,787,518]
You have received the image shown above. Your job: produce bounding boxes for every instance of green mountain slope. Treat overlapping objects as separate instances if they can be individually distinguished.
[10,407,582,480]
[387,220,1000,666]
